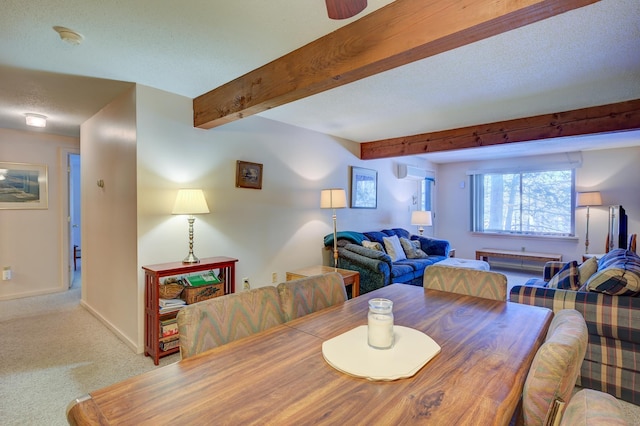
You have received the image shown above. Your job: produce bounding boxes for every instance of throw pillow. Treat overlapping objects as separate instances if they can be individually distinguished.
[578,256,598,286]
[586,268,640,296]
[362,240,385,253]
[399,237,428,259]
[585,250,640,296]
[547,261,580,290]
[383,235,407,262]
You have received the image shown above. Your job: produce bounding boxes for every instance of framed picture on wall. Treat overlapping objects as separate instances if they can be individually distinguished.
[236,160,263,190]
[350,166,377,209]
[0,162,48,209]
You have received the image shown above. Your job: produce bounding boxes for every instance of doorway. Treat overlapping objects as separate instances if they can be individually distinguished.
[69,153,81,290]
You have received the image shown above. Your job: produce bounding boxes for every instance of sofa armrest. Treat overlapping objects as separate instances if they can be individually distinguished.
[337,244,393,291]
[510,285,640,344]
[410,236,450,257]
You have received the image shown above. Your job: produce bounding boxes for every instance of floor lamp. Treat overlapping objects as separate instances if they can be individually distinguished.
[576,191,602,254]
[321,188,347,270]
[172,189,210,264]
[411,210,432,236]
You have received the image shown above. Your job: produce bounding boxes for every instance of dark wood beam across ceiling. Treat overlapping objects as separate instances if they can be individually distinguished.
[193,0,599,130]
[360,99,640,159]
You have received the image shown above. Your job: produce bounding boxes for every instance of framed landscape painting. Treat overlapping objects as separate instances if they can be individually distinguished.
[350,166,377,209]
[236,160,263,190]
[0,162,48,209]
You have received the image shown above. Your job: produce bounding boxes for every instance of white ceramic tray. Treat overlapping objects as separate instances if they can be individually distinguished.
[322,325,440,381]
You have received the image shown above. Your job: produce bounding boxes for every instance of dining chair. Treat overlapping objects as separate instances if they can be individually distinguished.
[422,264,508,301]
[177,286,285,359]
[559,388,628,426]
[276,272,347,322]
[522,309,627,425]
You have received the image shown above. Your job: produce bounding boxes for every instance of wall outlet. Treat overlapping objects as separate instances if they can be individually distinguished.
[272,272,278,283]
[3,266,11,281]
[242,277,250,291]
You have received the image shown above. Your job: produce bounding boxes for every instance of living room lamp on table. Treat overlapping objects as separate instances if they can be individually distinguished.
[411,210,432,236]
[172,189,210,264]
[576,191,602,254]
[321,188,347,270]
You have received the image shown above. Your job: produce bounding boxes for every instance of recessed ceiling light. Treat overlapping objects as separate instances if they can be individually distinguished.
[25,113,47,128]
[53,26,84,45]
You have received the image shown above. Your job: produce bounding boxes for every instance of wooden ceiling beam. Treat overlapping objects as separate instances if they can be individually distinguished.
[193,0,599,129]
[360,99,640,159]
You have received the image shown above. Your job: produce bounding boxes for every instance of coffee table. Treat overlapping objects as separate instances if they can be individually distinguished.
[286,265,360,298]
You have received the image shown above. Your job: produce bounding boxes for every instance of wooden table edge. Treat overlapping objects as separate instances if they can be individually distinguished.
[67,395,107,426]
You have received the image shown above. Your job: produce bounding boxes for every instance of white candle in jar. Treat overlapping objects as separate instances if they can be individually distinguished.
[368,298,394,349]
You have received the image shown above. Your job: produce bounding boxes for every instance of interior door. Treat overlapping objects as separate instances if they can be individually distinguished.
[68,152,81,288]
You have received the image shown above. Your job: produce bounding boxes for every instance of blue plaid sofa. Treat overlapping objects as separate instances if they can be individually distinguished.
[510,249,640,405]
[324,228,450,294]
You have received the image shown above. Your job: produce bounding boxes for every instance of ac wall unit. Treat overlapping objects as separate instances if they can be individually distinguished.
[398,164,427,180]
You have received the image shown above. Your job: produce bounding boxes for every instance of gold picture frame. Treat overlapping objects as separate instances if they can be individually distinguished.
[0,162,48,209]
[236,161,263,190]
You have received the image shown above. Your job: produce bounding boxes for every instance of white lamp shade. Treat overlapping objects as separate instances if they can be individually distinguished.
[320,188,347,209]
[576,191,602,207]
[411,210,432,226]
[172,189,210,215]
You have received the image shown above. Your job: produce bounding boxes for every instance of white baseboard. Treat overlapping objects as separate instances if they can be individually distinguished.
[80,300,141,353]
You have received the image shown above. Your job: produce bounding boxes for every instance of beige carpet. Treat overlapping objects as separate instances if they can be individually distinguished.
[1,269,638,425]
[0,273,179,426]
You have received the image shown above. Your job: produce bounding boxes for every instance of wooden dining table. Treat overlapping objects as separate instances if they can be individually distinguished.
[67,284,552,425]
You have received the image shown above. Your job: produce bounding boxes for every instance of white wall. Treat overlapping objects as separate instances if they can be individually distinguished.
[135,85,432,289]
[436,146,640,265]
[75,84,430,352]
[80,87,139,347]
[0,128,79,299]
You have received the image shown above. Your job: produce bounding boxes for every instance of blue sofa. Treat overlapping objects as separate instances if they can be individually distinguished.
[324,228,450,294]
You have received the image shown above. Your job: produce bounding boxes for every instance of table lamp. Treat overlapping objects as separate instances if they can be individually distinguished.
[172,189,210,263]
[576,191,602,254]
[321,188,347,270]
[411,210,432,236]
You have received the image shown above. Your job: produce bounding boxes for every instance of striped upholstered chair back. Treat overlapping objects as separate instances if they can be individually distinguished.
[522,309,588,426]
[422,264,508,301]
[177,286,285,359]
[559,388,628,425]
[277,272,347,322]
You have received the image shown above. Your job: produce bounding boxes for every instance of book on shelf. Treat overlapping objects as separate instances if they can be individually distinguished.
[160,322,179,337]
[158,298,186,314]
[159,298,186,307]
[160,338,180,351]
[159,305,184,314]
[185,272,221,287]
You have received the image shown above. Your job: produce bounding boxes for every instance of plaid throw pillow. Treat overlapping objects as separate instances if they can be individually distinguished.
[547,261,580,290]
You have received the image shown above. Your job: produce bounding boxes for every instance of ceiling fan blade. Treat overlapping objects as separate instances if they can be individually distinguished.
[325,0,367,20]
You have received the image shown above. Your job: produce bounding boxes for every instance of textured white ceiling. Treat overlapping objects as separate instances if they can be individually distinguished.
[1,0,638,162]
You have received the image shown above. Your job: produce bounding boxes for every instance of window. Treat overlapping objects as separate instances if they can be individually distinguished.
[471,169,575,236]
[420,177,434,211]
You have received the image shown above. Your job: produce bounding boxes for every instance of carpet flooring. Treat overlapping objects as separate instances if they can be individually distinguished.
[0,272,179,425]
[0,269,638,425]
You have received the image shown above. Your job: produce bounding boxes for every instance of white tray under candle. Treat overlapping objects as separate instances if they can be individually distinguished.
[322,325,441,381]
